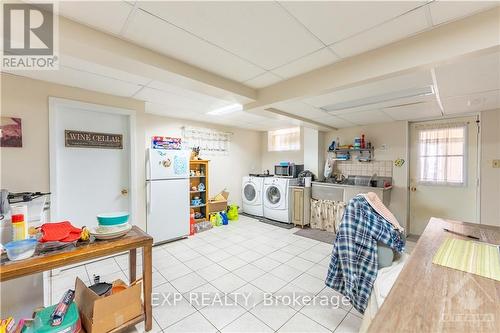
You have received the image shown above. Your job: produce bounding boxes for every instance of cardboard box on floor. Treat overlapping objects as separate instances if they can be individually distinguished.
[208,189,229,212]
[74,278,142,333]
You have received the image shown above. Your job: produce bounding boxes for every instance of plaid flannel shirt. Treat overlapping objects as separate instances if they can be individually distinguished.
[325,195,405,314]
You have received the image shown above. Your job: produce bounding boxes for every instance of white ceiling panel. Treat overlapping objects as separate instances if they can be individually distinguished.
[9,66,141,97]
[271,48,340,79]
[337,110,394,125]
[311,115,356,128]
[123,9,264,82]
[330,6,429,58]
[442,90,500,115]
[138,1,323,70]
[58,1,133,35]
[383,101,442,120]
[429,1,498,26]
[302,70,433,108]
[280,1,423,45]
[271,101,329,119]
[243,72,283,88]
[435,52,500,98]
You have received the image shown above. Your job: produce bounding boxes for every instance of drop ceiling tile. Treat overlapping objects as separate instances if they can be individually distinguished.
[271,101,329,119]
[138,1,323,69]
[58,1,133,35]
[10,66,141,97]
[429,1,498,26]
[337,110,394,125]
[383,101,442,120]
[311,115,356,128]
[435,52,500,98]
[244,72,283,88]
[330,6,429,58]
[271,48,340,79]
[279,1,424,45]
[135,87,216,113]
[123,9,264,82]
[442,90,500,115]
[145,102,202,118]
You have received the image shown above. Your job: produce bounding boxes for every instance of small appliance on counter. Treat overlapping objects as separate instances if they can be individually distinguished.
[297,170,315,187]
[274,163,304,178]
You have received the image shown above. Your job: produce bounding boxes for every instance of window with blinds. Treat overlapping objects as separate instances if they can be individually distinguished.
[267,127,301,152]
[418,124,467,185]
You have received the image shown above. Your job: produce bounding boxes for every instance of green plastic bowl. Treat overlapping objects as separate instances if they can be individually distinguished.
[97,211,129,226]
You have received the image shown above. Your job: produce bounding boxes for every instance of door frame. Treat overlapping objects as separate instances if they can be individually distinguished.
[48,97,137,226]
[406,113,482,233]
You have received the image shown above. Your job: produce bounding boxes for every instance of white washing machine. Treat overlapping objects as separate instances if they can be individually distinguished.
[263,177,298,223]
[242,176,265,216]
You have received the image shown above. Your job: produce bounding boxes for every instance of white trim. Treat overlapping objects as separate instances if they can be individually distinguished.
[48,97,137,227]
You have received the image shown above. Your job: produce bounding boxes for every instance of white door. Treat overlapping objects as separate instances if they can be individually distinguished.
[50,100,132,228]
[409,116,479,235]
[147,178,189,243]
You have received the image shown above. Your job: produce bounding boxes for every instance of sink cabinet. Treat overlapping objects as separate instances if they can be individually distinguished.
[291,186,311,228]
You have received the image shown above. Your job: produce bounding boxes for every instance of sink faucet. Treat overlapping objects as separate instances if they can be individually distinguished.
[368,173,377,186]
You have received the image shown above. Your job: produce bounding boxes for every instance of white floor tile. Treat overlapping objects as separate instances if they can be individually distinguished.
[170,272,207,293]
[307,264,329,281]
[251,273,288,294]
[163,311,217,333]
[221,312,273,333]
[171,248,200,262]
[199,303,246,330]
[153,283,197,329]
[286,257,315,272]
[269,264,303,283]
[183,283,223,310]
[274,283,315,311]
[334,313,363,333]
[152,270,168,288]
[231,283,266,310]
[252,257,282,272]
[266,250,295,263]
[317,287,352,312]
[277,312,330,333]
[86,258,122,277]
[233,264,266,282]
[122,318,163,333]
[237,250,264,263]
[290,273,325,295]
[298,249,329,263]
[196,263,230,282]
[211,272,247,293]
[300,301,348,331]
[250,298,297,331]
[218,256,247,271]
[183,256,215,271]
[205,250,232,263]
[157,262,192,281]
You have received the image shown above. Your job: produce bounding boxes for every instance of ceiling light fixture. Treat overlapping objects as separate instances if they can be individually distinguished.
[206,103,243,115]
[321,86,435,112]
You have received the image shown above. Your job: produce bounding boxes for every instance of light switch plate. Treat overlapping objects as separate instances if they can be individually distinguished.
[493,160,500,168]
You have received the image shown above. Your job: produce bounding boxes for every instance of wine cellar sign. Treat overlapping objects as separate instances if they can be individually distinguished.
[65,130,123,149]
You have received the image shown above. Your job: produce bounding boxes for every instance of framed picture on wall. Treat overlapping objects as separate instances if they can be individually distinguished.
[0,117,22,147]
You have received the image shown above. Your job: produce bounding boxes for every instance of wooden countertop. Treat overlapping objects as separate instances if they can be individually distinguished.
[368,218,500,333]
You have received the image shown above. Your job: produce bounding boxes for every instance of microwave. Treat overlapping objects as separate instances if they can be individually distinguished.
[274,164,304,178]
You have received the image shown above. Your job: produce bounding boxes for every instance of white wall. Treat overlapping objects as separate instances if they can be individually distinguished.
[324,122,409,229]
[1,74,261,231]
[480,109,500,227]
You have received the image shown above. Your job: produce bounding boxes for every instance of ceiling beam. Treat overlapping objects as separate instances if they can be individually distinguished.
[246,7,500,110]
[58,16,257,103]
[265,108,337,131]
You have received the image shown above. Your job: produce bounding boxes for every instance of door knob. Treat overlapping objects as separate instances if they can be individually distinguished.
[121,189,129,196]
[410,186,417,192]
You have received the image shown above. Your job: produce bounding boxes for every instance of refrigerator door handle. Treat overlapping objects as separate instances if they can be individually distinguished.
[146,181,152,214]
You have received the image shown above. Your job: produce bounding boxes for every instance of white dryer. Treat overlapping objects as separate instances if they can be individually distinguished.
[263,177,298,223]
[242,176,265,216]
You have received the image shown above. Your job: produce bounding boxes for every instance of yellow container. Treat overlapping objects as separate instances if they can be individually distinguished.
[11,214,26,241]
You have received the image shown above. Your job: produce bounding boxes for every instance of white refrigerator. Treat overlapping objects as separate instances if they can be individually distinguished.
[146,148,190,244]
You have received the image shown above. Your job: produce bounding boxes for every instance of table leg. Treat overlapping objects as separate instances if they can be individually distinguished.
[143,245,153,331]
[129,249,137,282]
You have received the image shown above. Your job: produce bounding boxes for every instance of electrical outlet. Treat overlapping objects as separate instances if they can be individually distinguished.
[493,160,500,168]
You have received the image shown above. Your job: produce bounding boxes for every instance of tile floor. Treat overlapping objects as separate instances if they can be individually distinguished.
[49,216,415,333]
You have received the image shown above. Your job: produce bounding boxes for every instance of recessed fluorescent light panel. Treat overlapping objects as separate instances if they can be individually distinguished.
[321,86,435,112]
[207,103,243,115]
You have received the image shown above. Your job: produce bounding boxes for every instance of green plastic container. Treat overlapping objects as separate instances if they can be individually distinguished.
[25,302,80,333]
[96,211,129,226]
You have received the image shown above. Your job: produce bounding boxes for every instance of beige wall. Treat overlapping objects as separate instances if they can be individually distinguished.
[261,130,304,173]
[480,109,500,227]
[324,121,409,229]
[1,74,261,231]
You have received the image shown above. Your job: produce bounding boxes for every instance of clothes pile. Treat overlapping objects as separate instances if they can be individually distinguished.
[325,194,405,314]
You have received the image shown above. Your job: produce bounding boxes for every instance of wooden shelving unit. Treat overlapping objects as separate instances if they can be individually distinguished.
[189,160,209,223]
